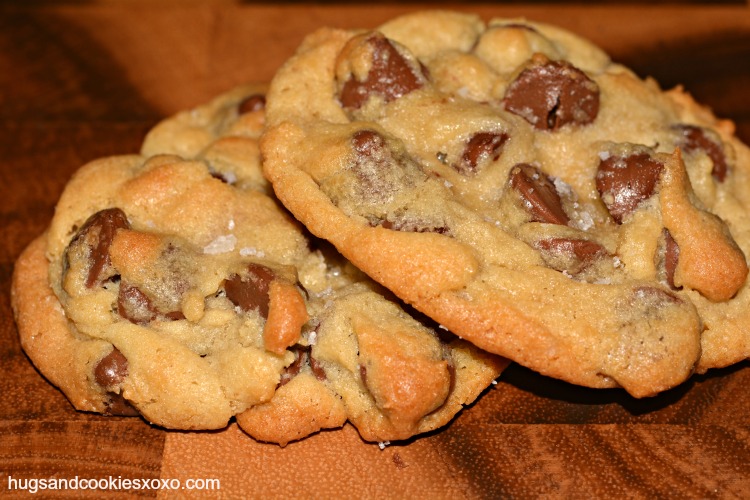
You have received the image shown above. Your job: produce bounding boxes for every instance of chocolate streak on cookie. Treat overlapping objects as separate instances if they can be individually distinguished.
[67,208,130,288]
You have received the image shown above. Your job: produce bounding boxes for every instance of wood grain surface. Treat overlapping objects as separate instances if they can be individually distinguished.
[1,3,749,498]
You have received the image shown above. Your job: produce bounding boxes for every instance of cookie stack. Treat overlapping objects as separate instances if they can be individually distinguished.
[12,11,750,446]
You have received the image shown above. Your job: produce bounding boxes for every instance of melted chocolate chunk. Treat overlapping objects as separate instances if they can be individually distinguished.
[663,228,680,289]
[95,348,129,389]
[68,208,130,288]
[339,33,425,109]
[674,124,728,182]
[456,132,509,175]
[238,93,266,114]
[509,163,569,225]
[596,151,663,224]
[503,59,599,130]
[118,283,158,324]
[224,263,275,318]
[536,237,608,273]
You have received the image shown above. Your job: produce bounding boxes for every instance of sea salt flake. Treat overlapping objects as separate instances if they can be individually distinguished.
[203,234,237,254]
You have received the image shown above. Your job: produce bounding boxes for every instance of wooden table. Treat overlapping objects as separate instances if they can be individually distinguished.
[1,3,749,498]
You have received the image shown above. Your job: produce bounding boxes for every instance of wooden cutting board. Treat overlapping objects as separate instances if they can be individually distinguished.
[1,3,749,498]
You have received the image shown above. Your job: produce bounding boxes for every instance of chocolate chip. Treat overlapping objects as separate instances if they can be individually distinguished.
[536,237,608,273]
[352,129,385,156]
[94,348,129,389]
[663,228,680,289]
[117,282,158,325]
[504,59,599,130]
[359,364,368,388]
[674,124,728,182]
[596,151,663,224]
[224,263,275,318]
[238,93,266,114]
[456,132,509,175]
[509,163,569,225]
[68,208,130,288]
[339,33,425,109]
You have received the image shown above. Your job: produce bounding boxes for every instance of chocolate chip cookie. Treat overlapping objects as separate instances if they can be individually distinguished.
[261,11,750,398]
[12,84,506,445]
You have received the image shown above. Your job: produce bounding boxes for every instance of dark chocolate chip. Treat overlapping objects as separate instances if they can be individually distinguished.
[339,33,425,109]
[504,59,599,130]
[238,94,266,114]
[509,163,569,225]
[674,124,728,182]
[94,348,129,389]
[68,208,130,288]
[224,263,275,318]
[456,132,509,175]
[596,151,663,224]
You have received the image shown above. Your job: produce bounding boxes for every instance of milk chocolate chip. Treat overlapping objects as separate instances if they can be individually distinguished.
[95,348,129,389]
[339,33,425,109]
[238,94,266,114]
[456,132,509,175]
[68,208,130,288]
[504,58,599,130]
[596,151,663,224]
[509,163,569,225]
[674,124,728,182]
[224,263,275,318]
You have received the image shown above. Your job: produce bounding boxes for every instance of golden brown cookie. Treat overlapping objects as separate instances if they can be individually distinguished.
[12,83,507,445]
[260,11,750,398]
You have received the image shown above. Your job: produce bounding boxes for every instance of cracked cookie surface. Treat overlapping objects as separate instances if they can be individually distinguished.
[260,10,750,397]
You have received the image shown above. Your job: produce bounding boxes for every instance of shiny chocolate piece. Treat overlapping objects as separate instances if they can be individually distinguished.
[674,124,728,182]
[68,208,130,288]
[94,348,129,389]
[456,132,509,175]
[224,263,275,318]
[509,163,570,225]
[238,93,266,114]
[504,59,599,130]
[339,33,425,109]
[596,151,663,224]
